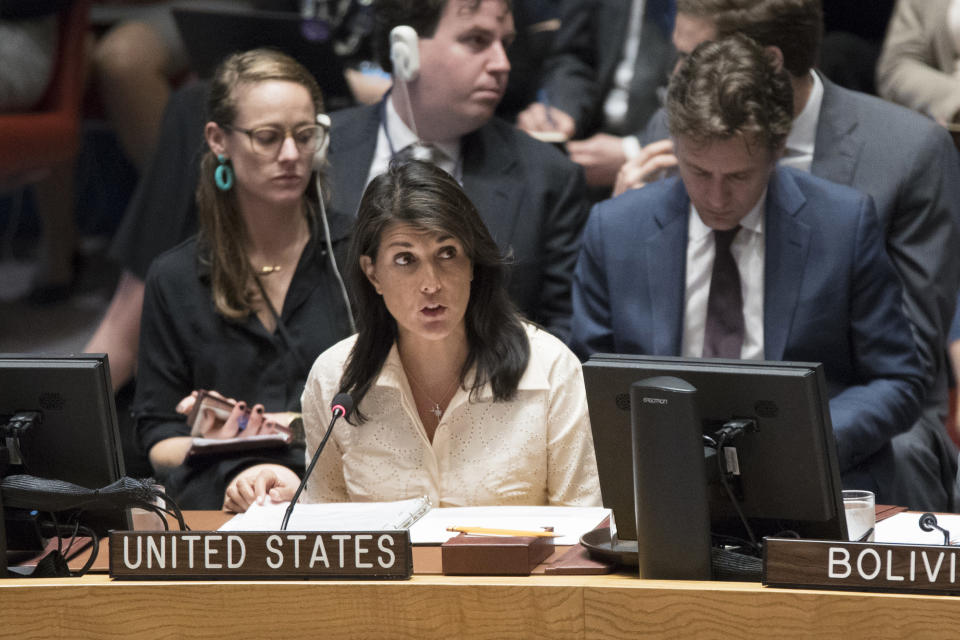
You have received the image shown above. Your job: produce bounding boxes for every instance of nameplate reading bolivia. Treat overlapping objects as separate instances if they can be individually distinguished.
[763,537,960,593]
[109,531,412,579]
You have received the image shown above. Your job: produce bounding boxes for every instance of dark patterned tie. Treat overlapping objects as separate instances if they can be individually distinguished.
[702,226,744,359]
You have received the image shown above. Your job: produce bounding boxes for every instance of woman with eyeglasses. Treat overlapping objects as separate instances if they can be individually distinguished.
[131,48,355,509]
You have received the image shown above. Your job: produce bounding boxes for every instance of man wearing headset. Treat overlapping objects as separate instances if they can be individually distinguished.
[326,0,589,339]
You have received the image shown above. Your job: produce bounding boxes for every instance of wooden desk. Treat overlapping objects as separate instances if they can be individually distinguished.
[2,571,960,639]
[6,509,960,638]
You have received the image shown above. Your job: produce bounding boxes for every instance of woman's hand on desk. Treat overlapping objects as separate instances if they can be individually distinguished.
[223,463,300,513]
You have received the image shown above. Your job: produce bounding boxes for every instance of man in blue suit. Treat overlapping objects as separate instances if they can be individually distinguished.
[570,34,924,502]
[615,0,960,511]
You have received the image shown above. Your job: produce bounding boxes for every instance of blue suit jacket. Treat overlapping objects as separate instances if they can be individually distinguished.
[570,166,924,497]
[639,76,960,510]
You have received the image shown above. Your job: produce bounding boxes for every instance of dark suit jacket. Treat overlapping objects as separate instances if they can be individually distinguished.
[815,77,960,510]
[570,167,924,500]
[640,76,960,509]
[327,103,590,337]
[539,0,672,137]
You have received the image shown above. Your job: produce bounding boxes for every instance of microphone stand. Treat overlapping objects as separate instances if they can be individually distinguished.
[281,396,351,531]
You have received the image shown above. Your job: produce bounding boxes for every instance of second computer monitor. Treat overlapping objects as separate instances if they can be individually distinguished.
[584,354,847,547]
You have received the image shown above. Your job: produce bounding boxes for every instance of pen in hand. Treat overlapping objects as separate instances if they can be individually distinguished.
[537,89,558,130]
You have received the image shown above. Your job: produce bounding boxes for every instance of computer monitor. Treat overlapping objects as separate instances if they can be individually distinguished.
[0,354,132,551]
[583,354,847,573]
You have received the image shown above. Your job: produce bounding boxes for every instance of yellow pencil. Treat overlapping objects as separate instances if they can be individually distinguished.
[446,526,559,538]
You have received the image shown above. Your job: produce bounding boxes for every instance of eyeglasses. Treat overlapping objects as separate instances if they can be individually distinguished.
[222,122,328,157]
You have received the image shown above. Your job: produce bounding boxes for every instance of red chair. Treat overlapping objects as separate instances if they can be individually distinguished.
[0,0,91,182]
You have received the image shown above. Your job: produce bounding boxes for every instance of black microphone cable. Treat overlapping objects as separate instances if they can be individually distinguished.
[281,393,354,531]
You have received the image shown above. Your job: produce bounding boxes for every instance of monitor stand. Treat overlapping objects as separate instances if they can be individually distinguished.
[630,377,712,580]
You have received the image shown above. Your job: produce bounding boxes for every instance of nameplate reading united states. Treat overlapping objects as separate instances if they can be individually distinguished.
[764,537,960,594]
[109,531,412,579]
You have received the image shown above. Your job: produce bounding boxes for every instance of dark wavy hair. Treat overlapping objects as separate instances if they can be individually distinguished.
[667,33,794,153]
[340,160,529,424]
[677,0,823,77]
[373,0,512,72]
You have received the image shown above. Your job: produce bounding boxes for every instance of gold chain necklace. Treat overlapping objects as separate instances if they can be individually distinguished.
[257,264,283,275]
[251,219,310,276]
[406,370,459,423]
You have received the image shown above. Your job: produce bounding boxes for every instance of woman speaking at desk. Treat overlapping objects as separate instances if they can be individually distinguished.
[133,49,354,509]
[224,161,601,511]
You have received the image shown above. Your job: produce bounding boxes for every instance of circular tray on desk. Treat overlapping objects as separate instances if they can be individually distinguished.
[580,527,638,566]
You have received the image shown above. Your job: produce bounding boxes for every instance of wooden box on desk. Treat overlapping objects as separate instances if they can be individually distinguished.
[441,533,554,576]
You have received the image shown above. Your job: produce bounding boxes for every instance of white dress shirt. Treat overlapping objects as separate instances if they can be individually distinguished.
[681,196,766,360]
[781,70,824,172]
[300,323,602,507]
[365,95,462,185]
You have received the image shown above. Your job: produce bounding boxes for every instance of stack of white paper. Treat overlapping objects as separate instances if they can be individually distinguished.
[219,500,610,546]
[875,512,960,545]
[219,496,431,532]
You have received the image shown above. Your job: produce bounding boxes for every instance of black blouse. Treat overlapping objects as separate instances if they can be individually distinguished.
[133,221,353,509]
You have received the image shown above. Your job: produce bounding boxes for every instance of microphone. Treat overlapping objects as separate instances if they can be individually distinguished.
[919,512,951,546]
[280,393,353,531]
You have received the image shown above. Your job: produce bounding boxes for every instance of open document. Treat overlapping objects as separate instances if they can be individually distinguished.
[220,496,433,532]
[875,512,960,545]
[220,500,609,546]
